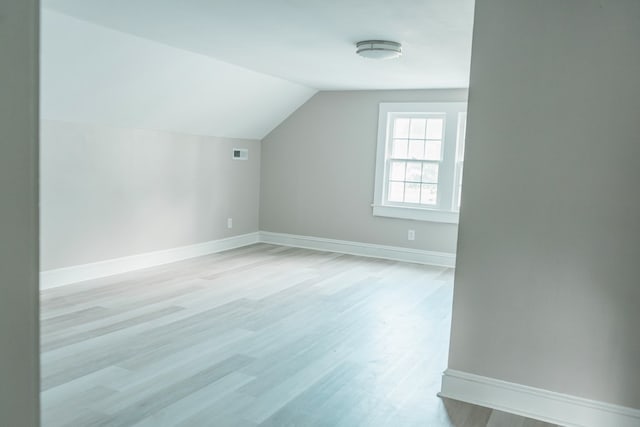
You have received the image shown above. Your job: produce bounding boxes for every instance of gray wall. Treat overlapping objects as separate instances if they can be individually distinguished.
[41,120,261,270]
[260,89,467,254]
[448,0,640,409]
[0,0,40,425]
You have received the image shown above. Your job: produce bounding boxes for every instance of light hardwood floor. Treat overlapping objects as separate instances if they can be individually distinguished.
[41,244,558,427]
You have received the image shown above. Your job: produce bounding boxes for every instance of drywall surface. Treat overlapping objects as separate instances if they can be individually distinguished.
[42,0,474,90]
[260,89,467,253]
[448,0,640,409]
[0,0,40,425]
[40,9,315,139]
[41,120,260,270]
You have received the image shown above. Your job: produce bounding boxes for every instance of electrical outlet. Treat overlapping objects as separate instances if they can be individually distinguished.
[408,229,415,241]
[227,218,233,229]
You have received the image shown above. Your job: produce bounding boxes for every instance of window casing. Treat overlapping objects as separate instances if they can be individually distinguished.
[373,102,467,223]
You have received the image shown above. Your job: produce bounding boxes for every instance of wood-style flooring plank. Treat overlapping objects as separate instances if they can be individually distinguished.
[41,244,557,427]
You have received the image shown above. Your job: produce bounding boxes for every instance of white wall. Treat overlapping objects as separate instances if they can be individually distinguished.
[41,120,261,270]
[260,89,467,254]
[448,0,640,410]
[41,9,316,140]
[0,0,40,425]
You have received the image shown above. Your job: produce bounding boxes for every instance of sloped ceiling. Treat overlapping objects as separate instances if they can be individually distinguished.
[43,0,474,90]
[41,1,474,139]
[41,10,316,139]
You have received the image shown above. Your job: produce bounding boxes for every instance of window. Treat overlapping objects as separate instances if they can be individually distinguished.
[373,102,467,223]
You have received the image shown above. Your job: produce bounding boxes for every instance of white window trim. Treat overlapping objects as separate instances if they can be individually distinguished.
[372,102,467,224]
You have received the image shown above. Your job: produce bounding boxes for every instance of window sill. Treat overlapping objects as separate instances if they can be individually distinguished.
[372,204,459,224]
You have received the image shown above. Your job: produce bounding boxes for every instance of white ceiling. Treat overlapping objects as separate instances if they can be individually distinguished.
[41,10,315,139]
[43,0,474,90]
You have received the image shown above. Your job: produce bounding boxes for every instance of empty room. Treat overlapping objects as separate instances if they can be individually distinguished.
[1,1,640,427]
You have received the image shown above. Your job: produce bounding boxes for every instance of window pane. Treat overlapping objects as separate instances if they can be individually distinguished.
[388,182,404,202]
[405,183,420,203]
[409,118,427,139]
[426,118,444,139]
[420,184,438,205]
[425,140,442,160]
[393,118,410,138]
[391,139,408,158]
[406,162,422,182]
[408,140,425,159]
[422,163,439,183]
[389,161,406,181]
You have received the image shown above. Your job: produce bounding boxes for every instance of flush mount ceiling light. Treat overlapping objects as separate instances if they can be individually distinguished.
[356,40,402,60]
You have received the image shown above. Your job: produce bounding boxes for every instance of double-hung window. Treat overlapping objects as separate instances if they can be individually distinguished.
[372,102,467,223]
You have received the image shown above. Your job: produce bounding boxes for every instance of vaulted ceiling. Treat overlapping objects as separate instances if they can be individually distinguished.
[41,10,315,139]
[41,1,474,138]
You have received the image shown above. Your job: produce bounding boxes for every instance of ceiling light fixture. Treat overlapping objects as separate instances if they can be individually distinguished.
[356,40,402,60]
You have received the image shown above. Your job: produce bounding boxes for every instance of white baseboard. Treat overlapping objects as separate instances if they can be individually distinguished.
[439,369,640,427]
[40,232,260,289]
[40,231,455,289]
[259,231,456,267]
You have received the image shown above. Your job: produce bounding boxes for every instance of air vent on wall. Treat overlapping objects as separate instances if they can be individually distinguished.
[233,148,248,160]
